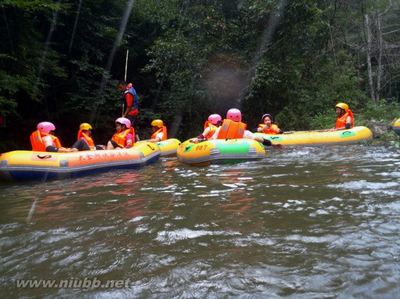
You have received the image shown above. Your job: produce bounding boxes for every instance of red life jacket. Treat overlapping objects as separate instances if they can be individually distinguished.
[124,87,139,116]
[151,126,168,141]
[217,119,246,139]
[77,130,95,149]
[30,130,62,151]
[112,128,135,148]
[335,109,354,129]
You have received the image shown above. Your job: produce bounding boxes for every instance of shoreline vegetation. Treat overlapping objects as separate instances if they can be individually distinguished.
[1,1,399,151]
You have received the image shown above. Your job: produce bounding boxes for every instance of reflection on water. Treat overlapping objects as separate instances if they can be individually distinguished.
[1,145,400,298]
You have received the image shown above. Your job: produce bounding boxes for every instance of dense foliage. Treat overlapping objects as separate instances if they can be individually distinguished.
[1,0,399,150]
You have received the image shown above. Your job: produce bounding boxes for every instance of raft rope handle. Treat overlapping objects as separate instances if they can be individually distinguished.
[37,155,52,159]
[146,144,156,151]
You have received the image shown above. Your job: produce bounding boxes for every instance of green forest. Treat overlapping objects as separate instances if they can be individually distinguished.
[1,0,400,151]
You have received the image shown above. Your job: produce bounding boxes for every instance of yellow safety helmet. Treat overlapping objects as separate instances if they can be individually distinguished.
[335,102,349,112]
[151,119,164,128]
[79,123,93,131]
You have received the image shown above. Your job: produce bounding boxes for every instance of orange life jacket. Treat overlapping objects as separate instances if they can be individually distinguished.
[258,123,280,134]
[217,119,246,139]
[203,120,211,130]
[335,109,354,129]
[204,124,217,139]
[151,126,168,141]
[111,128,135,148]
[77,130,95,148]
[30,130,62,151]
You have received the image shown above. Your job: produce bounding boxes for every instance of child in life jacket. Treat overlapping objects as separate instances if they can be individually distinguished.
[149,119,168,142]
[334,102,354,130]
[30,121,78,152]
[73,122,105,150]
[257,114,282,134]
[106,117,135,149]
[211,108,273,145]
[191,114,222,143]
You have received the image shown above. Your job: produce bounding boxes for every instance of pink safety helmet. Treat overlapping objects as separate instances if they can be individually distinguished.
[37,121,56,134]
[208,114,222,125]
[115,117,131,128]
[226,108,242,122]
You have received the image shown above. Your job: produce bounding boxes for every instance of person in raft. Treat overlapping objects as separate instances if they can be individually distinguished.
[73,123,105,151]
[148,119,168,142]
[210,108,272,145]
[334,102,354,130]
[30,121,78,152]
[106,117,135,149]
[191,114,222,143]
[257,113,282,134]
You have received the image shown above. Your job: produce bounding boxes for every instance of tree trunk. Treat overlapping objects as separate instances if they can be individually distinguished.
[376,13,383,102]
[364,14,376,102]
[169,112,183,138]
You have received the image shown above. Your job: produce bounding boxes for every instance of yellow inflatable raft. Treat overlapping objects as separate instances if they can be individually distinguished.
[392,118,400,136]
[137,138,181,156]
[177,139,266,166]
[255,126,373,146]
[0,142,160,182]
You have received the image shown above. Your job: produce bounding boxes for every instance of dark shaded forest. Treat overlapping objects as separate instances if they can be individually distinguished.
[1,0,400,151]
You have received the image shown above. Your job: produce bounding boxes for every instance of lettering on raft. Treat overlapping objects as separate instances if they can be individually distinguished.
[78,151,131,161]
[194,144,208,151]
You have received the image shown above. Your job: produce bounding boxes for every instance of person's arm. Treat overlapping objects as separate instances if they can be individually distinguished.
[345,116,352,129]
[149,132,163,142]
[57,147,78,152]
[45,144,77,152]
[244,130,255,139]
[196,127,210,140]
[190,127,208,143]
[45,145,58,152]
[210,127,220,140]
[43,135,59,152]
[248,131,274,146]
[125,134,134,148]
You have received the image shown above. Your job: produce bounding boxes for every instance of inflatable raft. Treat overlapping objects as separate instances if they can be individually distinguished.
[0,142,160,182]
[137,138,181,156]
[255,126,373,146]
[177,139,266,166]
[392,118,400,136]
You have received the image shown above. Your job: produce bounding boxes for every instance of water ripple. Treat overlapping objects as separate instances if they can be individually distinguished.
[1,145,400,297]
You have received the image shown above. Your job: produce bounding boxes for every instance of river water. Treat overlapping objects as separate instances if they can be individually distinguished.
[1,145,399,298]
